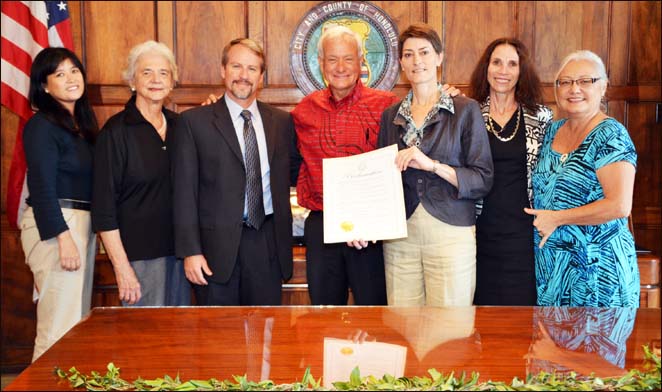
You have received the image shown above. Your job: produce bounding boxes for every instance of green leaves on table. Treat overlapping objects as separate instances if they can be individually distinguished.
[55,345,661,391]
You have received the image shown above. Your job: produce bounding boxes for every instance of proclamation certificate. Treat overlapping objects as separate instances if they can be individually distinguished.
[323,144,407,243]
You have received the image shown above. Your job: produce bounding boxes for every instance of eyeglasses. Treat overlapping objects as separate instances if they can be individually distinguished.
[555,77,601,88]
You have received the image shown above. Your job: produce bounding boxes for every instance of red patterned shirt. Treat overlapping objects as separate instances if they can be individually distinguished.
[291,81,398,211]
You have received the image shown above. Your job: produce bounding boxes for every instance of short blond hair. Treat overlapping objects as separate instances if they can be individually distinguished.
[222,38,266,73]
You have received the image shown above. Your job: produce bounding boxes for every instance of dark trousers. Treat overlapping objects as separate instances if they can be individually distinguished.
[304,211,387,305]
[193,216,282,305]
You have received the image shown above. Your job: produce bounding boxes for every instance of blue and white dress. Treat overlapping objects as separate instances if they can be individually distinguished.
[532,117,639,307]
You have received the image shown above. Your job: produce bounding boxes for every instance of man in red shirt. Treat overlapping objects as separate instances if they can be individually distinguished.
[291,26,398,305]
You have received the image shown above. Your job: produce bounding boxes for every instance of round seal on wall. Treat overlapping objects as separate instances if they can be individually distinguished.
[289,1,400,96]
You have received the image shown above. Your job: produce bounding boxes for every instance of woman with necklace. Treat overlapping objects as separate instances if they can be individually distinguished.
[377,23,493,306]
[468,38,553,306]
[92,41,190,306]
[524,50,638,307]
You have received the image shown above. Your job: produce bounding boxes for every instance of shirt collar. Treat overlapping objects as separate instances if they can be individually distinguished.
[123,94,176,125]
[224,94,259,121]
[396,84,455,147]
[397,83,455,123]
[318,80,364,110]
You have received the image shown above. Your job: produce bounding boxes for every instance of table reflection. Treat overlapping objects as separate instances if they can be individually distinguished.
[5,306,659,391]
[527,307,636,377]
[381,307,480,367]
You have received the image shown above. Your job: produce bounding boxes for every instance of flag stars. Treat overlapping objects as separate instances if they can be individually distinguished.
[57,2,68,11]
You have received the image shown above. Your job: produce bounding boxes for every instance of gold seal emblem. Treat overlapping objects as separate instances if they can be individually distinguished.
[340,347,354,355]
[289,1,400,96]
[340,221,354,232]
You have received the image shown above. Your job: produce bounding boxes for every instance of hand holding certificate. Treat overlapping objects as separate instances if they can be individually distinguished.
[323,144,407,244]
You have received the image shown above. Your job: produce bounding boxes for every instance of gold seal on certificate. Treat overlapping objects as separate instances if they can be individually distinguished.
[340,221,354,232]
[340,346,354,355]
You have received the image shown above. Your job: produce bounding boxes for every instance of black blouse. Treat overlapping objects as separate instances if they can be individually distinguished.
[91,95,178,261]
[23,112,94,240]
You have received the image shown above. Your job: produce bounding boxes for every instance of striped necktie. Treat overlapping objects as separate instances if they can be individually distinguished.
[240,110,265,229]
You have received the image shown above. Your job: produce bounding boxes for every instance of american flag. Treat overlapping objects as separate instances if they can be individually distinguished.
[1,1,74,228]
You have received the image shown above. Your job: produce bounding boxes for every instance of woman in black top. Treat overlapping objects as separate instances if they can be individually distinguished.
[19,47,98,361]
[92,40,190,306]
[468,38,553,305]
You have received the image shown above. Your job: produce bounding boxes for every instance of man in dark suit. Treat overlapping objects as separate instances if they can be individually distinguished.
[170,38,294,305]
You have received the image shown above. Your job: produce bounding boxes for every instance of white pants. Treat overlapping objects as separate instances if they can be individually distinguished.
[20,207,96,362]
[383,205,476,306]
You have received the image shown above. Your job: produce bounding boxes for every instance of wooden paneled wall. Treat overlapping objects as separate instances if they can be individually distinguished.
[1,1,660,372]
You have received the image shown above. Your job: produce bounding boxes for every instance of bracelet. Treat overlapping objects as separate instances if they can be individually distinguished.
[431,160,440,173]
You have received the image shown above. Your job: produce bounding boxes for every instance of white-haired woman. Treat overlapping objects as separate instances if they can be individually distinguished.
[92,40,190,306]
[524,50,638,307]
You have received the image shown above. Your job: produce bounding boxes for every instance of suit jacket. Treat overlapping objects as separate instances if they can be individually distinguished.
[170,95,294,284]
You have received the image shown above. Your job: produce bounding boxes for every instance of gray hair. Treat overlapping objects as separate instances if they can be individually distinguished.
[555,50,608,84]
[122,40,179,84]
[317,25,363,58]
[553,50,608,107]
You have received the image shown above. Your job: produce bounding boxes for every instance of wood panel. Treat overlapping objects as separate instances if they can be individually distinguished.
[607,1,629,86]
[156,1,175,49]
[82,1,155,84]
[174,1,245,85]
[264,1,316,86]
[579,2,609,59]
[0,108,19,215]
[372,0,426,87]
[629,102,662,256]
[516,2,536,54]
[0,216,35,372]
[91,106,125,132]
[68,1,83,57]
[629,1,662,84]
[629,104,661,211]
[533,1,608,82]
[607,101,626,126]
[444,1,516,84]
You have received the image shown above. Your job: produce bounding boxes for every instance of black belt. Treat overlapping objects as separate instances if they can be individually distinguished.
[58,199,91,211]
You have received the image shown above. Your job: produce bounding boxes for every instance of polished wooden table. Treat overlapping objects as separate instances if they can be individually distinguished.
[6,306,661,390]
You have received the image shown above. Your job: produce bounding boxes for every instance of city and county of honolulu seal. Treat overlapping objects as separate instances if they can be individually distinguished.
[289,1,399,96]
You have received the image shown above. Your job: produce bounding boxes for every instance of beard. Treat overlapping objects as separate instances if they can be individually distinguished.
[228,79,255,100]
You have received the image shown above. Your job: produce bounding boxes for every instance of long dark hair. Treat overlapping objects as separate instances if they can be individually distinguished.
[28,47,98,142]
[468,38,542,112]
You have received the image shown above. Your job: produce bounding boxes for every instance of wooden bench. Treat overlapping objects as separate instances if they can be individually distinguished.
[638,251,660,307]
[92,244,658,308]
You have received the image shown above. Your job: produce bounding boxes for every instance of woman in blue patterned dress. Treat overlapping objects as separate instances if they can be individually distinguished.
[524,50,639,307]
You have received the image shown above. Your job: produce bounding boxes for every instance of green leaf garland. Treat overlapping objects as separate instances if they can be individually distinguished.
[54,345,661,391]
